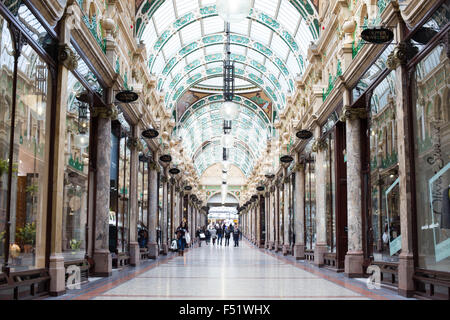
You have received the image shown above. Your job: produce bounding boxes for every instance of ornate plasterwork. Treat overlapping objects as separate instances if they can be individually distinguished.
[339,106,367,122]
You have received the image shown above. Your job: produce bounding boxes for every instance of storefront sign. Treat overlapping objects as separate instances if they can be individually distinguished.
[361,27,394,44]
[115,90,139,103]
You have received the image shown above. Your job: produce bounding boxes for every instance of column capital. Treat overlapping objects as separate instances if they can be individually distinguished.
[311,138,328,152]
[161,175,168,183]
[386,42,411,70]
[126,137,144,152]
[339,106,367,122]
[58,44,78,70]
[148,160,160,172]
[293,162,305,172]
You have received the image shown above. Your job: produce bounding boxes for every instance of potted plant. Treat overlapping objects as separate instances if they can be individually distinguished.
[16,222,36,253]
[69,239,82,252]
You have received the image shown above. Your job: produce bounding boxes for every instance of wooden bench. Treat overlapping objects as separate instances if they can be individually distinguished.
[324,253,337,268]
[0,269,50,300]
[64,259,89,285]
[372,261,398,285]
[414,269,450,300]
[305,250,314,261]
[140,248,148,260]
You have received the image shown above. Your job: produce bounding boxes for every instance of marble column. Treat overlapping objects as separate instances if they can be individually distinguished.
[313,127,328,266]
[128,130,140,267]
[91,104,114,276]
[270,186,275,250]
[147,161,159,259]
[274,185,280,252]
[388,27,416,296]
[342,92,365,277]
[161,169,169,255]
[294,162,306,259]
[283,172,290,255]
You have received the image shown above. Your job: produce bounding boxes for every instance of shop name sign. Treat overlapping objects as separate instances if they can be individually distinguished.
[361,27,394,44]
[115,90,139,103]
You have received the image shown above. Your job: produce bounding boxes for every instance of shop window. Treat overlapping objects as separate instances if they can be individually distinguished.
[61,72,90,261]
[0,17,14,273]
[369,71,400,263]
[324,132,336,253]
[412,43,450,272]
[8,35,50,272]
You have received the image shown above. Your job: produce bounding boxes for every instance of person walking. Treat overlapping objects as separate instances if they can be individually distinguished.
[205,226,211,245]
[175,222,187,256]
[217,223,223,246]
[224,225,231,246]
[208,223,217,246]
[233,226,240,247]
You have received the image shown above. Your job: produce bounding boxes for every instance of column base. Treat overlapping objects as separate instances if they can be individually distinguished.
[161,243,168,255]
[147,242,159,259]
[398,253,415,297]
[314,244,327,267]
[294,244,305,260]
[129,242,140,267]
[344,251,364,278]
[282,244,290,256]
[258,241,265,249]
[49,255,66,296]
[93,250,112,277]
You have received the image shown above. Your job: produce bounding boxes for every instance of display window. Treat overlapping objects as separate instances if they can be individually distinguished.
[368,71,400,262]
[324,131,336,253]
[279,185,284,245]
[0,17,51,272]
[305,141,316,251]
[61,72,91,261]
[412,42,450,272]
[0,17,14,272]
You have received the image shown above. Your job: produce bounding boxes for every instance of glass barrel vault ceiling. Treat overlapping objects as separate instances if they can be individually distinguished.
[137,0,320,177]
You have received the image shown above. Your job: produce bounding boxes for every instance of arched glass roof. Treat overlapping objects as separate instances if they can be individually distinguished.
[137,0,320,177]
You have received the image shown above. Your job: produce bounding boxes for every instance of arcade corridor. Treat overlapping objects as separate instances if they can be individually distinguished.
[0,0,449,302]
[47,240,411,300]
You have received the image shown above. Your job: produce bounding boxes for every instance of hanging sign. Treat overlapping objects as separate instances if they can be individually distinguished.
[296,130,313,140]
[115,90,139,103]
[361,27,394,44]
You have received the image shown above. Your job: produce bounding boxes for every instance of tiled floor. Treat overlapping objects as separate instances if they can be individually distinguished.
[49,240,415,300]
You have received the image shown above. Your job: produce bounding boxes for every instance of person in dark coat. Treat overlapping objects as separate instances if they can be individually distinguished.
[224,225,231,246]
[175,222,187,256]
[217,223,223,245]
[233,226,240,247]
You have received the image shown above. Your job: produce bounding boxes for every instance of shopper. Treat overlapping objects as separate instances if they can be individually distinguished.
[224,225,231,246]
[208,223,217,245]
[175,222,187,256]
[205,227,211,245]
[233,226,240,247]
[217,223,223,245]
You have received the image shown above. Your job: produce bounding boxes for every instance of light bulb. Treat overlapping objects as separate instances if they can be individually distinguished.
[74,133,89,149]
[221,134,234,148]
[222,160,230,171]
[216,0,252,23]
[221,101,240,121]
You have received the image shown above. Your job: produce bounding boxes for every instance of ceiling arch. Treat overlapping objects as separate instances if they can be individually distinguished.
[177,94,272,126]
[194,140,256,176]
[166,72,284,115]
[179,101,270,159]
[156,34,294,95]
[166,61,285,112]
[138,3,317,71]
